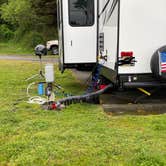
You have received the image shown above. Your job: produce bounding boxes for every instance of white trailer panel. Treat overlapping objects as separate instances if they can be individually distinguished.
[99,0,119,71]
[62,0,97,64]
[119,0,166,74]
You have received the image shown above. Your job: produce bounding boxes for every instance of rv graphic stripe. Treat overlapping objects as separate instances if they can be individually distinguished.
[160,52,166,73]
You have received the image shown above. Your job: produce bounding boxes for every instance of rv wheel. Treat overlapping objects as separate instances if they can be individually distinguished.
[51,46,58,55]
[151,45,166,80]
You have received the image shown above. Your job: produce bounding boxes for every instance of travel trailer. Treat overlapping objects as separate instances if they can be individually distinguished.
[57,0,166,88]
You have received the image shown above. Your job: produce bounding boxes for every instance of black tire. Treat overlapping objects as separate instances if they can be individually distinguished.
[151,45,166,80]
[51,46,58,55]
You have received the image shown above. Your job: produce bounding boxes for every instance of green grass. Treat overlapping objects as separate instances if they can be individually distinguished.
[0,60,166,165]
[0,42,33,55]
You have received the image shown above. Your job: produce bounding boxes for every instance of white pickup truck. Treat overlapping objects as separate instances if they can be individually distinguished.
[46,40,59,55]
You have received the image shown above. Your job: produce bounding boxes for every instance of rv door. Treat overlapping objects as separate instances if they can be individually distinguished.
[61,0,97,69]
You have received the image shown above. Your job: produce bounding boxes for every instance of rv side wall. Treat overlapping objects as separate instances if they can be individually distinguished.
[98,0,119,71]
[119,0,166,74]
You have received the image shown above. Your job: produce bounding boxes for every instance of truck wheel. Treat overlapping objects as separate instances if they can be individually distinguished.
[51,46,58,55]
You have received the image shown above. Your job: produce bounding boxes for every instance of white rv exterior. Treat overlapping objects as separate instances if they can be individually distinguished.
[98,0,166,86]
[99,0,119,72]
[58,0,166,87]
[119,0,166,74]
[99,0,166,73]
[57,0,98,71]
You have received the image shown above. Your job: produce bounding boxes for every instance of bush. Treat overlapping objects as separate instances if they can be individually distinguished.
[0,24,14,41]
[22,31,45,48]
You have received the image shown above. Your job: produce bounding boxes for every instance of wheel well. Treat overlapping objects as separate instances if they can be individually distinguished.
[50,45,58,49]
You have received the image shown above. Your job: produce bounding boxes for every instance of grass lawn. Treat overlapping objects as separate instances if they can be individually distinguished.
[0,42,33,55]
[0,60,166,166]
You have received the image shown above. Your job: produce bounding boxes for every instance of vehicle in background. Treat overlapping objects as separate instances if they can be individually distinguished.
[46,40,59,55]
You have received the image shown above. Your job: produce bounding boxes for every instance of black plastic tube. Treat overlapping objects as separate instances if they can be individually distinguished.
[124,82,166,88]
[57,84,113,105]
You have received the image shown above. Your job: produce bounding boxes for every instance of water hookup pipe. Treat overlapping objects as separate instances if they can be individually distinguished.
[43,83,114,110]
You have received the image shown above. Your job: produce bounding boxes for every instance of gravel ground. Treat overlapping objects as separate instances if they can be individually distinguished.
[0,55,58,63]
[71,69,91,84]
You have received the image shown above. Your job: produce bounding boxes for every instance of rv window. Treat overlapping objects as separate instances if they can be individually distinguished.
[69,0,94,26]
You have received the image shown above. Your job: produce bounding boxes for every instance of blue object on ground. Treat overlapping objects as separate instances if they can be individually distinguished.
[38,83,44,95]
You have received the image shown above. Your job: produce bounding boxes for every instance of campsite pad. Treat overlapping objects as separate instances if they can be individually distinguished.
[100,88,166,115]
[72,69,166,115]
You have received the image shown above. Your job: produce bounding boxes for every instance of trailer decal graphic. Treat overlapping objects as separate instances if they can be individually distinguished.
[160,52,166,73]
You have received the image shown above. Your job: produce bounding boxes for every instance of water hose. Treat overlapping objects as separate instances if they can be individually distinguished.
[56,83,113,106]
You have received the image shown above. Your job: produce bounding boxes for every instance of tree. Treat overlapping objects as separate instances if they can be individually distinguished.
[0,0,58,45]
[0,0,7,24]
[31,0,57,26]
[1,0,37,30]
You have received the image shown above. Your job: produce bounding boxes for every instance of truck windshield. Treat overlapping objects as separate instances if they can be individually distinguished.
[69,0,94,26]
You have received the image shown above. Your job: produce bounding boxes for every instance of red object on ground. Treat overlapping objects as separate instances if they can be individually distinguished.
[99,85,107,90]
[51,103,57,110]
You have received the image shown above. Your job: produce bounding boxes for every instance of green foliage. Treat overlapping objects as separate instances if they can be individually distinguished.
[0,42,33,55]
[30,0,57,26]
[0,0,7,5]
[0,0,57,48]
[22,31,44,48]
[1,0,37,29]
[0,24,14,40]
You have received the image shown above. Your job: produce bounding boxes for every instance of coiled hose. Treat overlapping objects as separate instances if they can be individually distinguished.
[57,84,113,106]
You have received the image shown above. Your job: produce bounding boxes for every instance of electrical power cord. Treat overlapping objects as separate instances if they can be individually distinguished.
[27,82,47,105]
[118,57,136,66]
[28,96,47,105]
